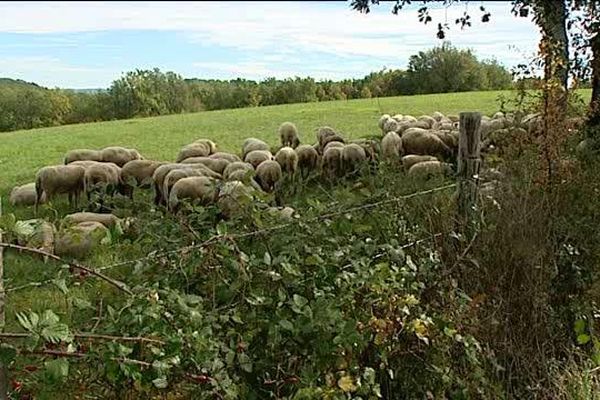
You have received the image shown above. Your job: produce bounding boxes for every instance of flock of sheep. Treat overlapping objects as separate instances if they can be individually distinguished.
[8,110,521,258]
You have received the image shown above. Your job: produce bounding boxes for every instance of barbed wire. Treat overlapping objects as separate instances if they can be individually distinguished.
[4,183,456,292]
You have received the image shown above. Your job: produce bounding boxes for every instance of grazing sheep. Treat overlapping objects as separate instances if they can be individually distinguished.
[383,118,400,134]
[192,139,217,154]
[401,155,438,171]
[83,162,122,199]
[162,166,220,203]
[321,133,346,153]
[480,119,505,139]
[378,114,392,131]
[401,128,452,159]
[245,150,273,169]
[447,114,459,123]
[35,164,86,211]
[321,146,344,179]
[432,120,455,131]
[69,160,102,169]
[493,111,505,120]
[217,181,256,219]
[342,143,367,174]
[433,130,459,150]
[417,115,436,128]
[64,212,120,229]
[407,160,453,179]
[226,169,255,183]
[223,162,254,178]
[392,114,404,122]
[323,141,345,153]
[152,163,219,205]
[381,131,403,162]
[181,157,230,174]
[55,221,110,258]
[242,138,270,159]
[279,122,300,148]
[432,111,445,122]
[121,160,165,198]
[10,183,46,207]
[101,146,142,167]
[255,160,282,192]
[401,115,418,123]
[295,144,319,178]
[209,152,242,163]
[354,139,380,164]
[64,149,102,164]
[275,147,299,175]
[316,127,338,149]
[176,143,211,163]
[168,176,217,212]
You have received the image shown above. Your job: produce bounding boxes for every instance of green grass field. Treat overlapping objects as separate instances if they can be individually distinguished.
[1,90,524,196]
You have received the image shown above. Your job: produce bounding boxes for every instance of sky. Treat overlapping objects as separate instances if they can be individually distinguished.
[0,1,542,89]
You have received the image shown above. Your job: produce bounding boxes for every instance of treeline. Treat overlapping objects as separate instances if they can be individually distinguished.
[0,43,513,132]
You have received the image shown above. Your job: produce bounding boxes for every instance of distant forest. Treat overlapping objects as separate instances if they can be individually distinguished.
[1,43,519,132]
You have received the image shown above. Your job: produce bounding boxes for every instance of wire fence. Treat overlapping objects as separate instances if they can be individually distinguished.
[2,183,457,293]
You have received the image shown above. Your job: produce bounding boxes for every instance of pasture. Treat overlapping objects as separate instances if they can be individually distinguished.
[0,90,524,196]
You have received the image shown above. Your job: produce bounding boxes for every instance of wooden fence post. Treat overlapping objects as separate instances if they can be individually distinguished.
[0,197,8,400]
[457,112,482,236]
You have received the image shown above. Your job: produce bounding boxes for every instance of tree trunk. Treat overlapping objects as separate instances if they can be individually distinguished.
[588,30,600,128]
[536,0,569,113]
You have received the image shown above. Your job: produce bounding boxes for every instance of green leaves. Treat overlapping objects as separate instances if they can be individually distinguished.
[0,344,17,365]
[16,310,72,349]
[44,359,69,384]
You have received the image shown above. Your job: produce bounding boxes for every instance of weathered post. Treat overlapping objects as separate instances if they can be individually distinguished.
[456,112,482,236]
[0,197,7,400]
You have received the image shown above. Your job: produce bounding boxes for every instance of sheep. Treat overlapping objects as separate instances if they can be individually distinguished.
[152,163,219,205]
[176,143,211,163]
[121,160,165,198]
[417,115,436,128]
[316,127,338,149]
[83,162,122,200]
[275,147,298,175]
[323,141,345,153]
[217,181,256,219]
[432,111,445,122]
[392,114,404,122]
[209,152,242,163]
[480,119,505,139]
[227,169,256,183]
[101,146,142,167]
[10,183,46,207]
[255,160,282,192]
[242,138,270,159]
[407,160,453,179]
[401,115,417,123]
[493,111,505,120]
[162,166,220,203]
[223,161,254,179]
[64,212,120,229]
[378,114,392,131]
[279,122,300,148]
[295,144,319,178]
[69,160,102,169]
[192,139,217,154]
[432,130,459,150]
[245,150,273,169]
[55,221,110,258]
[168,176,217,212]
[383,118,400,134]
[447,115,459,123]
[432,120,455,131]
[181,157,230,174]
[401,128,452,159]
[321,146,344,180]
[321,133,346,153]
[401,155,438,171]
[381,131,403,162]
[35,164,86,212]
[64,149,102,164]
[342,143,367,174]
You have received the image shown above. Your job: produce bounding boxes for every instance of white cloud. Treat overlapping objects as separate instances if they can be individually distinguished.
[0,1,542,86]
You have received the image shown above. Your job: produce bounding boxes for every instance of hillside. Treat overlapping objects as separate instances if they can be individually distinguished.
[0,89,526,195]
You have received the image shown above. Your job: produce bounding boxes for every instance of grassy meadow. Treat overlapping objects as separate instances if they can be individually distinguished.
[0,90,522,196]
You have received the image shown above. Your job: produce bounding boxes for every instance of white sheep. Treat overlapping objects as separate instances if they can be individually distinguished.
[245,150,273,169]
[401,128,452,159]
[101,146,142,166]
[35,164,86,212]
[64,149,103,164]
[10,183,47,207]
[242,138,270,159]
[64,212,121,229]
[181,157,230,174]
[121,160,165,198]
[83,162,122,199]
[176,143,211,163]
[255,160,282,192]
[407,160,453,179]
[279,122,300,148]
[321,146,344,180]
[341,143,367,174]
[295,144,319,178]
[381,131,403,162]
[168,176,217,212]
[401,155,438,171]
[275,147,299,175]
[209,152,242,163]
[217,181,256,219]
[192,139,217,154]
[55,221,110,258]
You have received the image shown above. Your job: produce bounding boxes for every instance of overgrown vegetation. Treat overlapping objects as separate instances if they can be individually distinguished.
[0,42,513,132]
